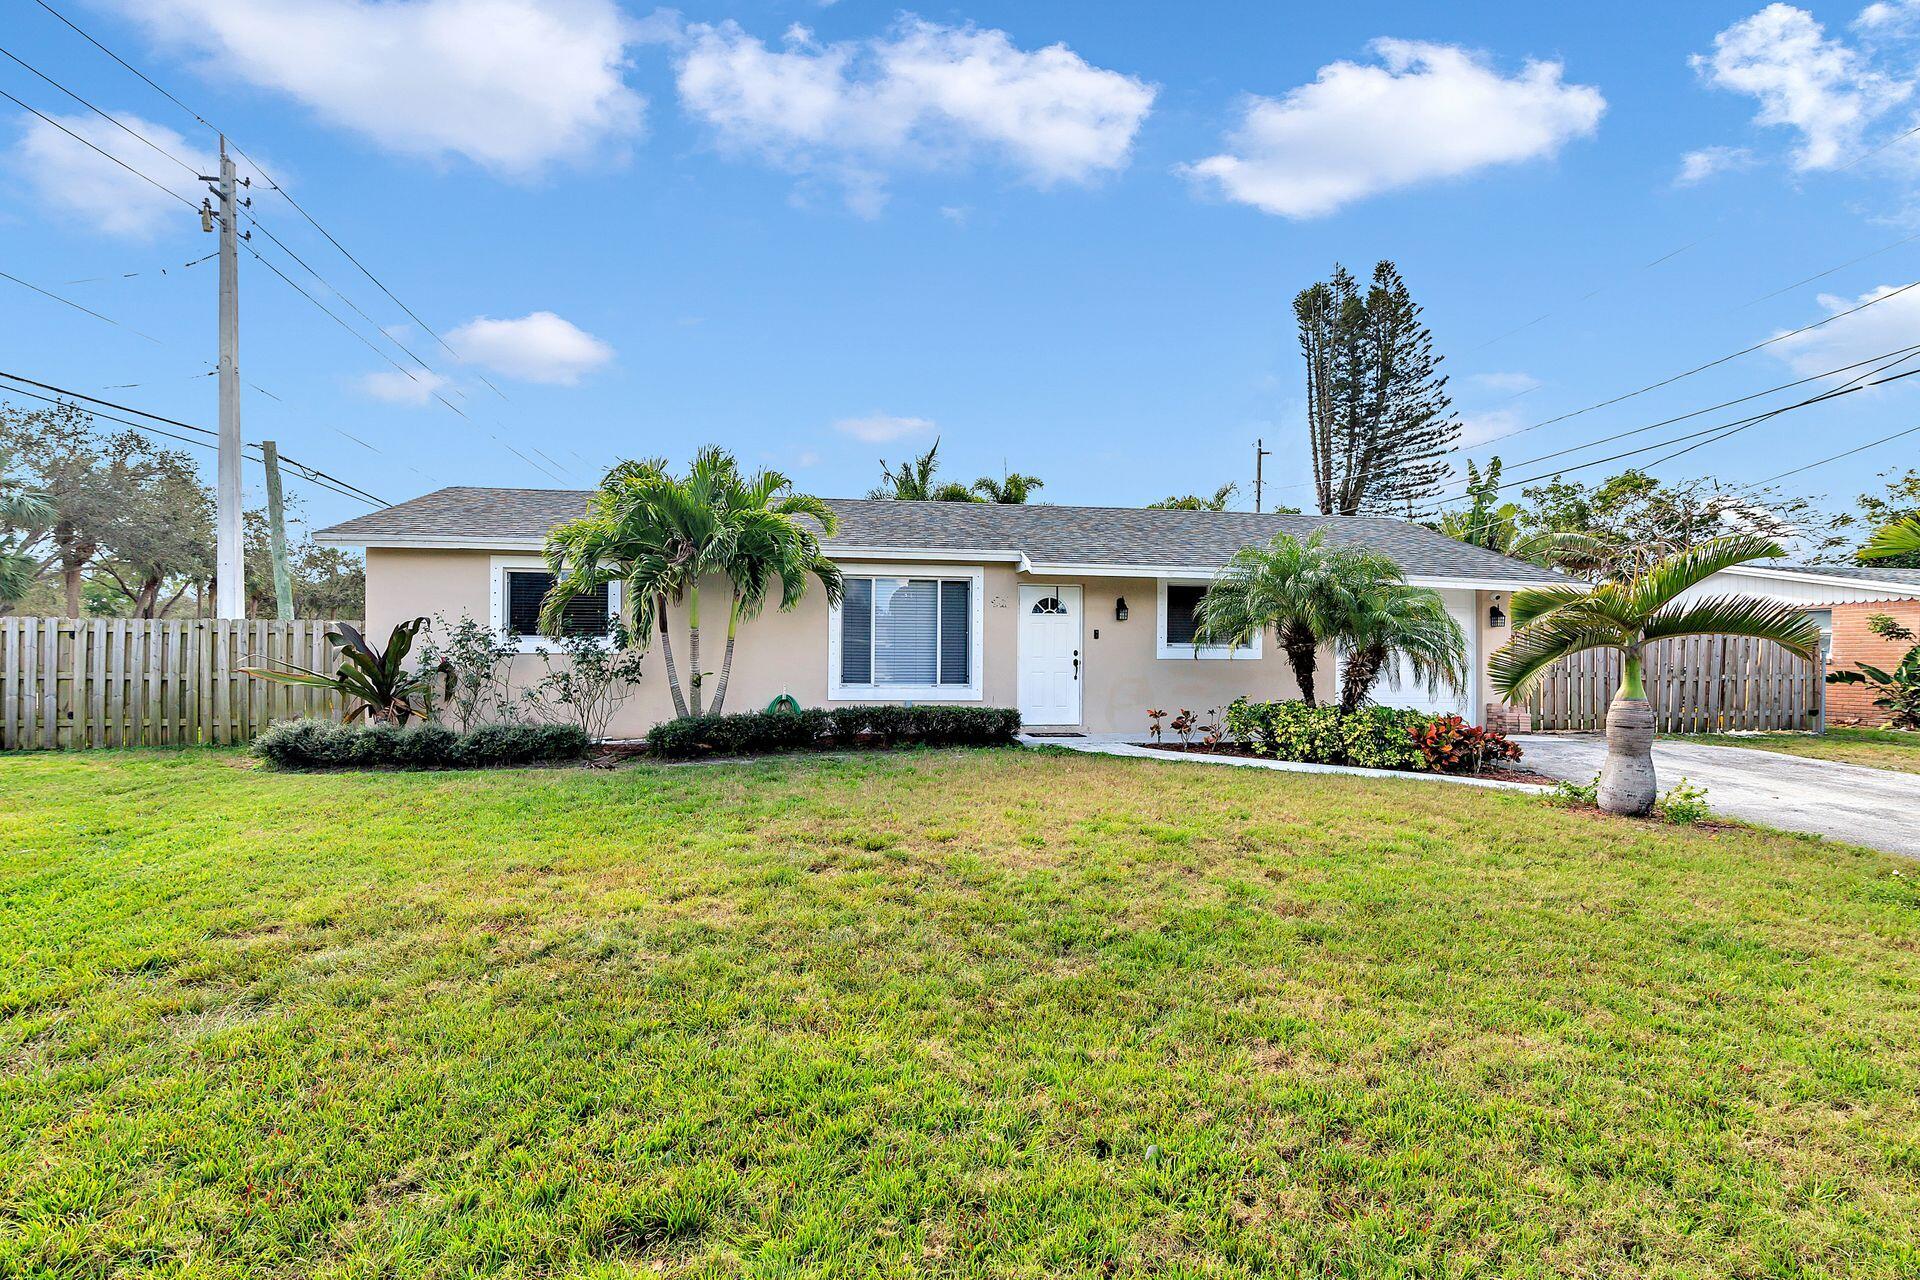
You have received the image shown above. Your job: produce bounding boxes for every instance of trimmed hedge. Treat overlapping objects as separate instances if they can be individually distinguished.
[253,719,588,770]
[1224,698,1432,771]
[647,705,1022,759]
[1222,698,1524,775]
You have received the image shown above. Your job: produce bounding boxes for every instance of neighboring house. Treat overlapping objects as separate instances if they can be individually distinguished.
[312,488,1566,738]
[1681,563,1920,726]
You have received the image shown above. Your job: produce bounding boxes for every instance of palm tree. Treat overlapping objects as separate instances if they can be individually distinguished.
[971,471,1043,504]
[1335,584,1469,714]
[1147,483,1238,511]
[1194,531,1401,706]
[0,457,51,610]
[543,448,839,720]
[869,439,981,502]
[708,468,842,715]
[1490,535,1820,815]
[1861,516,1920,563]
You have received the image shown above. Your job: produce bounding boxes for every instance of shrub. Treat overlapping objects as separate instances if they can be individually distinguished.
[1222,698,1515,774]
[1408,714,1523,775]
[252,718,588,770]
[646,705,1021,759]
[1654,779,1712,826]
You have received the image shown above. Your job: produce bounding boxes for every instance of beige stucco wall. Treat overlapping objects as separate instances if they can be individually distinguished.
[364,549,1509,739]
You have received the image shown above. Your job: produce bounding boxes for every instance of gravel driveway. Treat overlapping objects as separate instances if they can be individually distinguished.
[1514,734,1920,858]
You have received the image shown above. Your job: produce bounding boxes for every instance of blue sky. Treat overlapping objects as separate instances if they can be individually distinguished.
[4,1,1920,538]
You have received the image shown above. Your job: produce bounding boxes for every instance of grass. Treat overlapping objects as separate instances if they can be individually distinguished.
[1671,725,1920,775]
[3,747,1919,1278]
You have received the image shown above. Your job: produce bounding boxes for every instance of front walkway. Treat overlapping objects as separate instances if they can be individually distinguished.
[1019,734,1550,794]
[1515,734,1920,858]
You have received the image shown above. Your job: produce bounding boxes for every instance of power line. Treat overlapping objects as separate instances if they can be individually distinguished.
[0,84,192,211]
[1751,420,1920,485]
[0,42,199,176]
[0,268,163,343]
[0,370,389,506]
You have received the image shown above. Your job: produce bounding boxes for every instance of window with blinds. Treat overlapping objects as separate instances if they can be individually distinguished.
[504,570,610,639]
[837,575,973,689]
[1164,584,1205,645]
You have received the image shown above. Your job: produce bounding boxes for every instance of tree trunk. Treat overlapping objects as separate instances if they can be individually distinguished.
[656,593,690,719]
[686,582,703,718]
[1281,622,1320,706]
[1598,654,1657,816]
[710,596,739,717]
[62,562,83,619]
[1339,643,1387,714]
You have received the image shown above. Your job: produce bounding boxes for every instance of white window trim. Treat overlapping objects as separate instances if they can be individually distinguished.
[488,554,622,654]
[1156,577,1261,660]
[828,563,985,702]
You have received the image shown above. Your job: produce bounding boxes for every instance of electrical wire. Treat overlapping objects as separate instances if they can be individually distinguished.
[1,268,163,343]
[0,43,199,177]
[0,84,192,210]
[1750,421,1920,484]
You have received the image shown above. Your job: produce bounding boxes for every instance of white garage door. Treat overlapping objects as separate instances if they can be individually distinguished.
[1364,587,1477,719]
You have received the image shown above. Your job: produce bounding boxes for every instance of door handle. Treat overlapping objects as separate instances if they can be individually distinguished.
[1073,650,1080,679]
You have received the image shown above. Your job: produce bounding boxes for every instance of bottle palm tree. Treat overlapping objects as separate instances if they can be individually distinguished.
[1490,535,1820,815]
[1194,531,1402,706]
[543,448,840,720]
[1334,584,1469,714]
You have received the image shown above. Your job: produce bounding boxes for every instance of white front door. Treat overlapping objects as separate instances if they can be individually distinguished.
[1018,585,1083,727]
[1367,587,1479,718]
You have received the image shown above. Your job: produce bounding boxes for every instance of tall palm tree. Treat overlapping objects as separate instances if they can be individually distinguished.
[1335,584,1468,714]
[971,471,1043,504]
[1194,531,1401,706]
[543,448,840,720]
[868,439,980,502]
[1861,515,1920,563]
[708,468,842,715]
[1490,535,1820,816]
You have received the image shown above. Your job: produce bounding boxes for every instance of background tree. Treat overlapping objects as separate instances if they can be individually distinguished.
[95,466,212,618]
[244,507,366,618]
[1,448,52,611]
[1854,469,1920,567]
[1148,483,1239,511]
[868,439,980,502]
[1297,261,1458,515]
[1491,536,1820,816]
[970,470,1044,504]
[1435,457,1601,571]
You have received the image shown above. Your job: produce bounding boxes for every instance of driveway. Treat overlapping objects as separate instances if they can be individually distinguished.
[1514,734,1920,858]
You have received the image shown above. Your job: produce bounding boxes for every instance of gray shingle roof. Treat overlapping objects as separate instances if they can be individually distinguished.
[314,486,1568,584]
[1764,563,1920,587]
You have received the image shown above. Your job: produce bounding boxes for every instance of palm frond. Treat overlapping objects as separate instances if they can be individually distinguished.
[1490,616,1623,699]
[1508,585,1589,630]
[1861,516,1920,563]
[1623,534,1785,617]
[1638,594,1822,662]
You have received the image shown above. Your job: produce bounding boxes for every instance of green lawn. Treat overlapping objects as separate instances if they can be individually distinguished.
[1672,726,1920,775]
[4,748,1919,1279]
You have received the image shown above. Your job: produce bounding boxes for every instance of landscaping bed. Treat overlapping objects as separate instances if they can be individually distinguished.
[1133,738,1552,784]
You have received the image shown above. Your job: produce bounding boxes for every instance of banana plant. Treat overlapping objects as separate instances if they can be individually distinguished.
[242,618,442,725]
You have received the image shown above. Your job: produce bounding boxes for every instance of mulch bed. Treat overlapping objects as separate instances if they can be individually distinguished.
[1134,741,1553,785]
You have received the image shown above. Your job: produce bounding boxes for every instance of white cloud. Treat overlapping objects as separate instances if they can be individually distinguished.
[448,312,614,384]
[358,368,450,405]
[1455,407,1524,450]
[657,14,1154,212]
[1675,144,1757,185]
[1766,283,1920,377]
[113,0,644,177]
[1470,371,1543,395]
[1857,1,1920,34]
[834,413,935,442]
[1692,5,1909,171]
[8,112,213,238]
[1181,40,1604,218]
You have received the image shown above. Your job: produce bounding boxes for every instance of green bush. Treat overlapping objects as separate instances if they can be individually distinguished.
[1222,698,1491,773]
[646,705,1022,759]
[252,719,588,770]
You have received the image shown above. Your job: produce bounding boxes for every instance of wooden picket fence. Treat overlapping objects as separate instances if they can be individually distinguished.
[1524,634,1821,733]
[1,617,360,751]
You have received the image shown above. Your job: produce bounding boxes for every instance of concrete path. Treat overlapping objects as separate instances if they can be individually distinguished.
[1514,734,1920,858]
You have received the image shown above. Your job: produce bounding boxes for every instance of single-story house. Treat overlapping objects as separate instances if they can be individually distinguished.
[313,488,1568,739]
[1683,563,1920,726]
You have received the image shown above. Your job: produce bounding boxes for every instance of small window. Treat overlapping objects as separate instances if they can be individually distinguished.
[1163,584,1204,644]
[504,569,610,640]
[1030,594,1068,615]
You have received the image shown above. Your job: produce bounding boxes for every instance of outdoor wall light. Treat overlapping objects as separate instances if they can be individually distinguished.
[1114,597,1129,621]
[1488,599,1508,629]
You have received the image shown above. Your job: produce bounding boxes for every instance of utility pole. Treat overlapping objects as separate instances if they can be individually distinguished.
[262,440,294,620]
[1253,438,1273,513]
[201,136,247,619]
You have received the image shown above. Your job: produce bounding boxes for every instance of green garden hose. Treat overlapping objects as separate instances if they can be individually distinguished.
[766,693,801,715]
